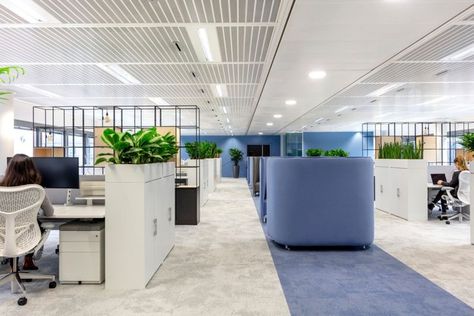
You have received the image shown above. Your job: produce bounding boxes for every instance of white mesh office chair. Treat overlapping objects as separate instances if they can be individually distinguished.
[0,185,56,306]
[441,170,470,225]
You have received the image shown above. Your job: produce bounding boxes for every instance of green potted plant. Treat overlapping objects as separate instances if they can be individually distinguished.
[95,127,178,165]
[306,148,324,157]
[229,148,243,178]
[459,133,474,170]
[216,148,223,158]
[325,148,349,157]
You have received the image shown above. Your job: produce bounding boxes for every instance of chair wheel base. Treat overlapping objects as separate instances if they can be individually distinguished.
[17,297,27,306]
[446,221,451,225]
[49,281,57,288]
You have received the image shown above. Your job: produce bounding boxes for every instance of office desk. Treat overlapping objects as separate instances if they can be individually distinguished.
[428,183,443,189]
[39,205,105,220]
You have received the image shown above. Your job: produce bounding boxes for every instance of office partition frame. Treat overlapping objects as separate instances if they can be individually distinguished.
[362,121,474,165]
[32,105,200,187]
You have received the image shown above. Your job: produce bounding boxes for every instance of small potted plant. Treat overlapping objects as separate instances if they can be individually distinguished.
[229,148,243,178]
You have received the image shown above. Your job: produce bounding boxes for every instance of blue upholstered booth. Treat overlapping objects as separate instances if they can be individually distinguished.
[265,157,374,247]
[258,157,269,222]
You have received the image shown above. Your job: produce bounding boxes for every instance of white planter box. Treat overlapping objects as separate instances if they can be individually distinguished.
[375,159,427,221]
[105,162,175,289]
[471,173,474,245]
[207,158,216,193]
[215,158,222,183]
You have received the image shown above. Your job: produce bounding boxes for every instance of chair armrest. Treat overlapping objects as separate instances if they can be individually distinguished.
[441,186,454,191]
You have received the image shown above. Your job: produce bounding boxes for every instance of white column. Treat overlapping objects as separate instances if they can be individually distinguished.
[0,94,14,176]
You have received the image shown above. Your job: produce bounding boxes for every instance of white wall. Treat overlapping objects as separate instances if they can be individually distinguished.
[0,95,14,176]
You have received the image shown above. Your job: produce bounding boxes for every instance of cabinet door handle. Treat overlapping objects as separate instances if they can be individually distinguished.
[380,185,383,193]
[153,218,157,236]
[396,188,400,198]
[168,207,172,222]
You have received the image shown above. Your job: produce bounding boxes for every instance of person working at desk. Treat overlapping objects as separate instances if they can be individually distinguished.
[428,156,468,214]
[0,154,54,270]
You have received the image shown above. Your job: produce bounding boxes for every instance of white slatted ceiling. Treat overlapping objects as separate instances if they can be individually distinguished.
[122,63,264,84]
[0,0,285,135]
[13,64,122,84]
[0,6,24,23]
[38,0,281,24]
[399,25,474,61]
[362,62,474,83]
[0,27,198,63]
[7,84,259,98]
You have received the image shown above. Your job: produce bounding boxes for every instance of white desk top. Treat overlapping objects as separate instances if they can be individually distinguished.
[428,183,443,189]
[39,205,105,220]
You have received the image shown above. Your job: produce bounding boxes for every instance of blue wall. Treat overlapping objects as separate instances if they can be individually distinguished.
[302,132,363,157]
[181,135,281,178]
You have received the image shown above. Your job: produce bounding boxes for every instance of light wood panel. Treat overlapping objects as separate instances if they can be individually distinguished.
[33,147,64,157]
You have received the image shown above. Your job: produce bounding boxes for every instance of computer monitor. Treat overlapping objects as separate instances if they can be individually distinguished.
[7,157,80,189]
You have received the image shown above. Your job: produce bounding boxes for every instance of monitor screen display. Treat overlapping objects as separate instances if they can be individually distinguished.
[7,157,80,189]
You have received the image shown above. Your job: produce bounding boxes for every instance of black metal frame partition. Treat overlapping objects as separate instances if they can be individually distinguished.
[32,105,200,187]
[362,121,474,165]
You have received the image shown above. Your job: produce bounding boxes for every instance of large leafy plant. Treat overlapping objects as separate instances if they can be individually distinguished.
[95,127,178,165]
[229,148,243,166]
[0,66,25,100]
[378,142,423,159]
[459,133,474,152]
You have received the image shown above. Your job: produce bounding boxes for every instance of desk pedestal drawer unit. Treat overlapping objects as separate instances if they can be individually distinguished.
[105,162,175,290]
[59,220,105,284]
[375,159,427,221]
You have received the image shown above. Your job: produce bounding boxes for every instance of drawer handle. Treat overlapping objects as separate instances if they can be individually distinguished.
[397,188,400,198]
[153,218,157,236]
[380,185,383,193]
[168,207,172,222]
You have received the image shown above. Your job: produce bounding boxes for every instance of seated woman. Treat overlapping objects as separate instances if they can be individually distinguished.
[0,154,54,270]
[428,156,468,214]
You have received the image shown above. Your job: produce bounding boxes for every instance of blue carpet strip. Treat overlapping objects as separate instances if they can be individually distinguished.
[252,196,474,316]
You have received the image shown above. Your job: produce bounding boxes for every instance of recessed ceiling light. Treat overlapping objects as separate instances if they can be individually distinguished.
[0,0,61,23]
[366,83,405,97]
[334,106,349,114]
[417,96,451,106]
[258,132,263,135]
[226,117,230,123]
[186,26,222,62]
[308,70,327,80]
[211,84,228,98]
[16,84,61,98]
[273,114,282,119]
[266,122,274,126]
[148,97,169,106]
[285,99,297,105]
[441,43,474,62]
[222,106,227,114]
[97,64,141,84]
[314,118,324,123]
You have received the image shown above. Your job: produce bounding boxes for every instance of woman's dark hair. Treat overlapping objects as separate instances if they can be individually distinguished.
[0,154,42,187]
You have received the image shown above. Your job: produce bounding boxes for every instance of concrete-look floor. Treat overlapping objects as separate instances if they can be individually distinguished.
[375,210,474,308]
[0,178,290,315]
